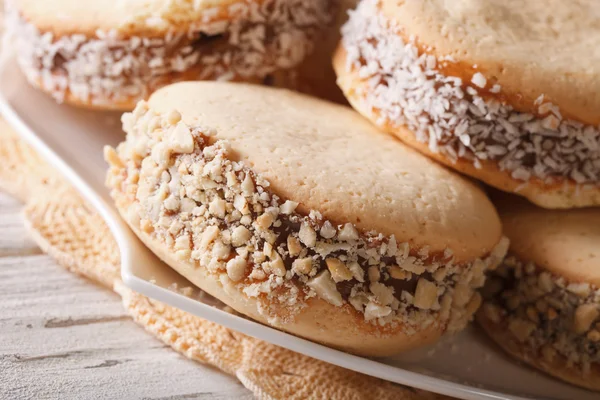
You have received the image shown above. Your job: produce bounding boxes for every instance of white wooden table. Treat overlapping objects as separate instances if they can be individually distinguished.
[0,192,253,399]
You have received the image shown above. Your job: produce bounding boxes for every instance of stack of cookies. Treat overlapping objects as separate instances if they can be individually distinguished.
[334,0,600,390]
[7,0,600,393]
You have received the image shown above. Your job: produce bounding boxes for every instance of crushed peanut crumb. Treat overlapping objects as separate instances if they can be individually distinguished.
[482,255,600,373]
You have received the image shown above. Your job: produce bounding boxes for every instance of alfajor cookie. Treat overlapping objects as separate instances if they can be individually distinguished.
[478,194,600,391]
[105,81,508,356]
[334,0,600,209]
[5,0,333,110]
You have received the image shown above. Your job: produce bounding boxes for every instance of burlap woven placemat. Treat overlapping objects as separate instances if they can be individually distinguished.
[0,121,451,399]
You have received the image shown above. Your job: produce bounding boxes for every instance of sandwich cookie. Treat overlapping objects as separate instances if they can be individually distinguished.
[6,0,333,110]
[478,195,600,390]
[105,82,508,356]
[334,0,600,209]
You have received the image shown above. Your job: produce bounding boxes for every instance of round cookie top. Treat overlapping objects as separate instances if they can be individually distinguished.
[14,0,243,36]
[497,195,600,286]
[381,0,600,124]
[147,81,502,262]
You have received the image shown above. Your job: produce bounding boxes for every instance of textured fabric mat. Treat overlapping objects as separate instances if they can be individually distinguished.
[0,123,451,400]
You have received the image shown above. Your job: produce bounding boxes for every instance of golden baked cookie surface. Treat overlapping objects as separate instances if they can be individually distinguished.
[382,0,600,123]
[149,82,502,261]
[15,0,242,35]
[497,196,600,286]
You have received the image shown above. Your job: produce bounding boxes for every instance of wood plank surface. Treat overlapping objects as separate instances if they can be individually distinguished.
[0,192,253,400]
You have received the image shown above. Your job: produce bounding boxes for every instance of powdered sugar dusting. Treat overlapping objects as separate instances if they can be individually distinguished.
[6,0,332,107]
[341,0,600,186]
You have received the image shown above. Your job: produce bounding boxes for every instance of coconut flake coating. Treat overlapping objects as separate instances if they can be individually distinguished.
[340,0,600,187]
[105,101,509,332]
[482,255,600,374]
[6,0,332,107]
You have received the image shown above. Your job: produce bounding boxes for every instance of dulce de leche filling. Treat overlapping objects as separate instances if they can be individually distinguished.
[105,101,509,334]
[341,0,600,188]
[6,0,332,106]
[482,255,600,374]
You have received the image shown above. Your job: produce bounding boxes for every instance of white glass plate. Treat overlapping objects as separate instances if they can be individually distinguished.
[0,58,596,400]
